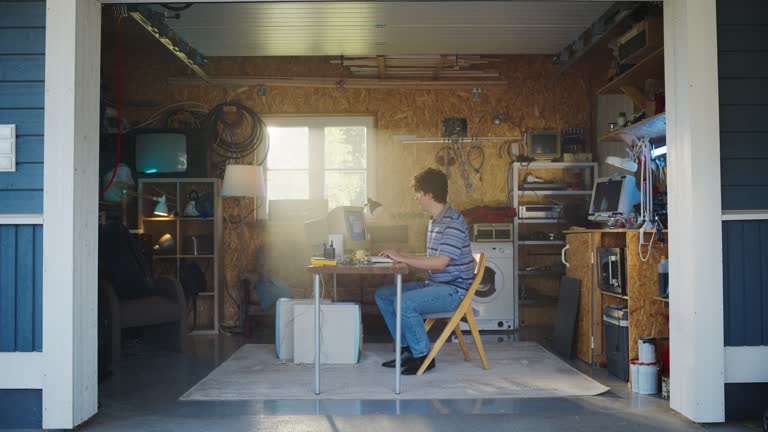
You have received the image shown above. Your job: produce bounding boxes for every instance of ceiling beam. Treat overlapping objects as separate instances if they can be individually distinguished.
[167,75,508,90]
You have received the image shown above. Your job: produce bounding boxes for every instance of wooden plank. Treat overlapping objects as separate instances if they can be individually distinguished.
[0,55,45,81]
[721,186,768,210]
[0,389,42,429]
[718,26,768,51]
[740,222,764,346]
[33,224,42,351]
[720,132,768,159]
[0,163,43,190]
[0,28,45,55]
[565,232,593,364]
[0,190,42,214]
[721,159,768,186]
[168,75,509,89]
[719,106,768,132]
[716,0,768,26]
[599,112,666,143]
[0,82,44,108]
[15,225,34,352]
[15,136,43,163]
[0,109,43,135]
[1,225,17,351]
[597,47,665,95]
[719,79,768,105]
[0,2,45,27]
[718,52,768,78]
[625,231,669,360]
[722,222,743,346]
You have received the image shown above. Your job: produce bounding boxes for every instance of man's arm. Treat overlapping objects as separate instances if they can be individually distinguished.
[380,249,449,271]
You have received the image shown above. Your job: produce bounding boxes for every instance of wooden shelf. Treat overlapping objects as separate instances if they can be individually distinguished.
[154,255,214,258]
[517,219,564,224]
[519,240,565,245]
[601,290,629,300]
[143,217,214,221]
[518,190,592,195]
[599,112,666,142]
[519,270,565,277]
[598,47,665,95]
[654,296,669,303]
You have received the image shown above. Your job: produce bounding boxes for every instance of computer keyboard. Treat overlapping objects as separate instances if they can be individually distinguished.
[369,256,394,264]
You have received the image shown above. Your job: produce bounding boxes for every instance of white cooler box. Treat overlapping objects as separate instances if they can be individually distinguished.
[293,303,362,364]
[275,298,330,361]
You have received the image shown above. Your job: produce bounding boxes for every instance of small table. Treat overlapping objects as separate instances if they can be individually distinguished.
[306,263,409,395]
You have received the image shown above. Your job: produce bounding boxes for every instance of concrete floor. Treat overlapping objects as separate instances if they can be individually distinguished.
[73,320,759,432]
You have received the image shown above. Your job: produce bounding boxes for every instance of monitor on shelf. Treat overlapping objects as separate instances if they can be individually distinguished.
[132,129,208,177]
[588,175,640,221]
[526,129,561,160]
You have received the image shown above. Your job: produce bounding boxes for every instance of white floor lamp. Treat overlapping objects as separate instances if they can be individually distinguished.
[221,164,266,333]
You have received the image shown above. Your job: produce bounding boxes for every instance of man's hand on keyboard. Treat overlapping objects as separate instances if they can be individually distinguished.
[379,249,405,263]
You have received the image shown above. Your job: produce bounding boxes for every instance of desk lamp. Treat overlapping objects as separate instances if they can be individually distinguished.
[122,190,173,225]
[221,164,266,333]
[364,197,383,217]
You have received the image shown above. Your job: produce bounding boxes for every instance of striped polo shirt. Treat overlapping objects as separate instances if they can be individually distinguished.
[427,205,475,290]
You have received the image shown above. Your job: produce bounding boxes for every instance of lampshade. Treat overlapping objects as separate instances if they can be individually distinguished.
[605,155,638,172]
[153,195,169,216]
[365,197,383,216]
[153,233,176,252]
[221,165,266,198]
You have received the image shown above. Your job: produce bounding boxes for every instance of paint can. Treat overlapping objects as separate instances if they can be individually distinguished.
[638,337,656,363]
[630,361,640,393]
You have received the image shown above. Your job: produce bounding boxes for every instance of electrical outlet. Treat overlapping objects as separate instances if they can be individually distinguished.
[0,125,16,172]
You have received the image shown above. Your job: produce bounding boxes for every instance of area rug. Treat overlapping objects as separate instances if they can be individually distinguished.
[180,342,609,400]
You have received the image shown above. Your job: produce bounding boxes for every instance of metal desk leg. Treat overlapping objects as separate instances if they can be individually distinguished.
[395,273,402,394]
[314,273,320,395]
[333,273,337,302]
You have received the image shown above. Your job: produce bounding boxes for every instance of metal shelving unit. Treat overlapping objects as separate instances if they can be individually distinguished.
[511,162,598,326]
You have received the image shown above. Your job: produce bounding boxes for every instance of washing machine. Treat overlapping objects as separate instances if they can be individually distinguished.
[462,242,516,331]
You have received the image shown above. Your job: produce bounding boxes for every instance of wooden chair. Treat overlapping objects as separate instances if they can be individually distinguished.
[417,253,489,376]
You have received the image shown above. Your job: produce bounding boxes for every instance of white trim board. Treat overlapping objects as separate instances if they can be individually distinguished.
[664,0,725,423]
[721,210,768,221]
[0,214,43,225]
[0,352,43,389]
[42,0,101,428]
[725,346,768,383]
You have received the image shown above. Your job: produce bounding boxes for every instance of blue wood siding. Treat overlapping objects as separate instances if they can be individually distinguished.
[722,220,768,346]
[0,0,45,214]
[0,224,43,352]
[0,390,42,429]
[717,0,768,210]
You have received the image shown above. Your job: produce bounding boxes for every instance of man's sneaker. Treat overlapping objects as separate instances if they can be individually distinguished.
[402,355,436,375]
[381,346,412,368]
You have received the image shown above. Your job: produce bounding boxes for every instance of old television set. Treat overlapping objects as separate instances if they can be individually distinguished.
[132,129,208,177]
[588,175,641,222]
[526,129,561,160]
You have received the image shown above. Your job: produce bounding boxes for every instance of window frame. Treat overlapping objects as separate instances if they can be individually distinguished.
[262,115,377,212]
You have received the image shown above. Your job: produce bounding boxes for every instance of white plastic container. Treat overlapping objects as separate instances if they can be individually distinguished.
[638,363,659,394]
[630,362,640,393]
[638,337,656,363]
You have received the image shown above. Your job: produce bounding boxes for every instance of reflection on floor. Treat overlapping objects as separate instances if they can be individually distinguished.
[79,316,758,432]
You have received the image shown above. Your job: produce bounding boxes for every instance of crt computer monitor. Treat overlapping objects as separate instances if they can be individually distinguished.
[133,130,188,176]
[326,206,370,254]
[588,175,641,221]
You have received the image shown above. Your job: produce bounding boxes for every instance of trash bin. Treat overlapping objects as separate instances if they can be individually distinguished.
[604,305,629,381]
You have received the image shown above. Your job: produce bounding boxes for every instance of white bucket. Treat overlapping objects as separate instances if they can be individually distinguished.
[638,363,659,394]
[638,338,656,363]
[630,362,640,393]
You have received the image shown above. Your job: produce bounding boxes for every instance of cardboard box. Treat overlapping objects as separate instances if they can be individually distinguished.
[293,303,362,364]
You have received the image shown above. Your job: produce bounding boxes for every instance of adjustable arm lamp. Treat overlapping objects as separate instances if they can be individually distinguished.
[363,197,383,217]
[122,190,172,225]
[221,164,266,332]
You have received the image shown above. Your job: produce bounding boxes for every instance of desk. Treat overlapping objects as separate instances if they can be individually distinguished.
[306,263,409,394]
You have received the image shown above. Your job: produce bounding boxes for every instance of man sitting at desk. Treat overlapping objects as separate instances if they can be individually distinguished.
[375,167,475,375]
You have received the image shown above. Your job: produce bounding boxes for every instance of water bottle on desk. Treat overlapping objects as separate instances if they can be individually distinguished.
[658,256,669,297]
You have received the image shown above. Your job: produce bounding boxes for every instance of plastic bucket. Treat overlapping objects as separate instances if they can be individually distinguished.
[630,362,640,393]
[639,337,656,363]
[638,363,659,394]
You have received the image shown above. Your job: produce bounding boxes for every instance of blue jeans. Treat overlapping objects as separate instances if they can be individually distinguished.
[374,281,465,358]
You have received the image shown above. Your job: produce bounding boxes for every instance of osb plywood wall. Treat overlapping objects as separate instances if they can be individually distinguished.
[102,18,609,325]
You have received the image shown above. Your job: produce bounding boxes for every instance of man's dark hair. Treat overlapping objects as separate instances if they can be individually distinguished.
[413,168,448,204]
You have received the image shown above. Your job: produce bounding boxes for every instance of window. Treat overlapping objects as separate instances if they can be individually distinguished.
[264,116,375,211]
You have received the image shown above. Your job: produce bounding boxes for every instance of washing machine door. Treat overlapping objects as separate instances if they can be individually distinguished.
[472,260,506,304]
